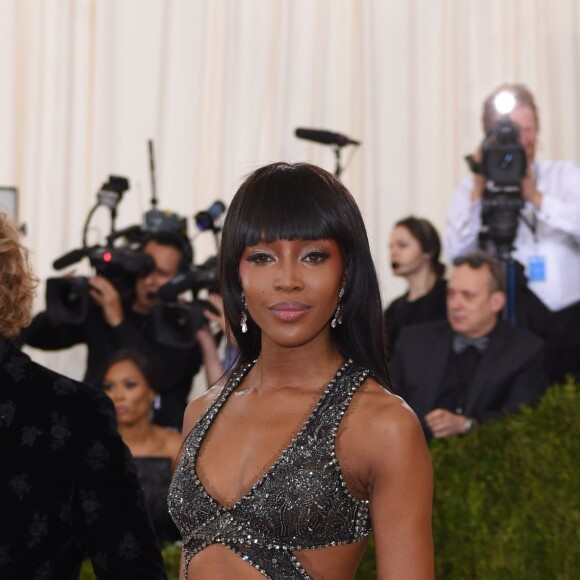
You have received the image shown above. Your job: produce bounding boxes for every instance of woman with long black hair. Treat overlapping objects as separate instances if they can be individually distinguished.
[169,162,433,580]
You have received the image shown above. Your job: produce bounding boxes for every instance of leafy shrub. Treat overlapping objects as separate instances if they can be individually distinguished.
[430,381,580,579]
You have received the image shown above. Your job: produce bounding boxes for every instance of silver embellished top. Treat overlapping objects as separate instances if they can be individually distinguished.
[167,359,372,579]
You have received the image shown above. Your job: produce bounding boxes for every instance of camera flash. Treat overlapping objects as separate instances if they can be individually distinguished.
[494,91,516,115]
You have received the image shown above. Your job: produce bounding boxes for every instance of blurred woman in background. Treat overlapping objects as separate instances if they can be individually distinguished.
[102,349,181,545]
[384,217,447,352]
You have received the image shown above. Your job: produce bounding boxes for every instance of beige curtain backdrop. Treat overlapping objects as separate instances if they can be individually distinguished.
[1,0,579,381]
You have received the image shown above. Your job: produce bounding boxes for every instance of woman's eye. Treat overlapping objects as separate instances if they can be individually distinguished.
[124,381,138,389]
[303,251,330,264]
[103,384,113,393]
[246,252,274,264]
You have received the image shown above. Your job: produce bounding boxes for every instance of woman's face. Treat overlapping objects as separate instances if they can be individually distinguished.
[238,238,344,350]
[102,359,156,426]
[389,226,430,278]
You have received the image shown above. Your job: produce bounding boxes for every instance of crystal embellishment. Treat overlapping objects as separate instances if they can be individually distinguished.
[167,359,372,579]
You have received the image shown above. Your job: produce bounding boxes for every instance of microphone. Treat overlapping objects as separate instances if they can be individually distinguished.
[53,248,91,270]
[295,128,361,147]
[195,201,226,232]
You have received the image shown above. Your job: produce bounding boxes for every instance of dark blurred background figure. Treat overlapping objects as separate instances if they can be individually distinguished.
[21,230,202,428]
[384,217,447,353]
[445,83,580,383]
[391,252,548,442]
[0,212,166,579]
[102,349,182,546]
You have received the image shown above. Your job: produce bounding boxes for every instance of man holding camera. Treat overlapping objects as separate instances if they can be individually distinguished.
[22,230,202,429]
[445,83,580,383]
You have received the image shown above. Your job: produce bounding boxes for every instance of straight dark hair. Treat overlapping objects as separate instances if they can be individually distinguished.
[219,162,391,390]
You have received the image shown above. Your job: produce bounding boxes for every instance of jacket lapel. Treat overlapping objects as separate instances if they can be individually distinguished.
[465,323,507,414]
[421,325,454,414]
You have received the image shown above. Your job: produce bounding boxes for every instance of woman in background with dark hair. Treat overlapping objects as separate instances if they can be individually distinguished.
[384,216,447,352]
[102,349,181,545]
[169,163,433,579]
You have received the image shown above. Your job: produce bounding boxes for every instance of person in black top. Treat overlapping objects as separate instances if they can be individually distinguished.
[384,217,447,353]
[22,230,202,428]
[0,213,166,579]
[391,251,548,441]
[102,349,182,546]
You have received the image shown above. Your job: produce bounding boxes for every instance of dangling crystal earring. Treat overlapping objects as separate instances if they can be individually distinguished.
[331,288,345,328]
[240,292,248,333]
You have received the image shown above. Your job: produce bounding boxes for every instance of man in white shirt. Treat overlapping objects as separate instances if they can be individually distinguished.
[445,83,580,382]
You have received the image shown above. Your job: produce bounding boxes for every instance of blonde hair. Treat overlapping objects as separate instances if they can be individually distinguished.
[0,213,38,336]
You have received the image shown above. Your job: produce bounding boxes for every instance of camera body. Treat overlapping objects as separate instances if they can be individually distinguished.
[151,256,219,348]
[478,119,527,260]
[481,119,527,185]
[46,246,154,324]
[45,174,224,347]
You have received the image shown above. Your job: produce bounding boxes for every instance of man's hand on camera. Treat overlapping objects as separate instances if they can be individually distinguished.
[88,276,124,327]
[521,163,543,209]
[468,146,486,202]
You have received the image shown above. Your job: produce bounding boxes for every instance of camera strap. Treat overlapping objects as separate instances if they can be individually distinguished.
[519,210,538,243]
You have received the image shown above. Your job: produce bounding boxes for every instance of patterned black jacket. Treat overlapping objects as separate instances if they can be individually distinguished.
[0,339,167,579]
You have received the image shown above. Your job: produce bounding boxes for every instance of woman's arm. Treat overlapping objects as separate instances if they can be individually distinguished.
[364,394,434,579]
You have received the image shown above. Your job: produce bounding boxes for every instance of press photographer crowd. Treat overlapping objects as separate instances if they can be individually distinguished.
[1,82,579,576]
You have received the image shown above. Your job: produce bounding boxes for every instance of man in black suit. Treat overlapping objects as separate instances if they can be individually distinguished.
[391,251,548,441]
[0,213,166,579]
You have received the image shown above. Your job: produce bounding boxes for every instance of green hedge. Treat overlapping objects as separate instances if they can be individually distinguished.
[430,380,580,579]
[83,382,580,579]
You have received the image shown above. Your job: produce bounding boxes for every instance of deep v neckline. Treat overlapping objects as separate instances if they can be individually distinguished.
[191,359,352,511]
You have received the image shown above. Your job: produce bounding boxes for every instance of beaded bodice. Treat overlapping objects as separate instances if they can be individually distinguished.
[167,359,372,579]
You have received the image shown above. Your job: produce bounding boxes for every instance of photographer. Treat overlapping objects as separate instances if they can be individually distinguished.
[445,83,580,382]
[22,230,202,428]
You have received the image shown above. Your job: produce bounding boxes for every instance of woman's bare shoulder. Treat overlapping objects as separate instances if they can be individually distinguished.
[350,377,425,449]
[181,384,225,439]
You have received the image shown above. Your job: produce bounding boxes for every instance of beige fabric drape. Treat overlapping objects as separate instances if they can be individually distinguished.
[1,0,579,380]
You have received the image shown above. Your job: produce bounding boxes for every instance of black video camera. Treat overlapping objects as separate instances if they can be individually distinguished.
[481,119,527,185]
[150,256,219,348]
[46,246,154,324]
[467,119,528,260]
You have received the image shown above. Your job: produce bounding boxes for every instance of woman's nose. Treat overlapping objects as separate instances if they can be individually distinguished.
[110,388,124,401]
[274,262,303,291]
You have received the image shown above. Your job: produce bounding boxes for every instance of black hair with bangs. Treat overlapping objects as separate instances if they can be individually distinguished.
[219,162,390,390]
